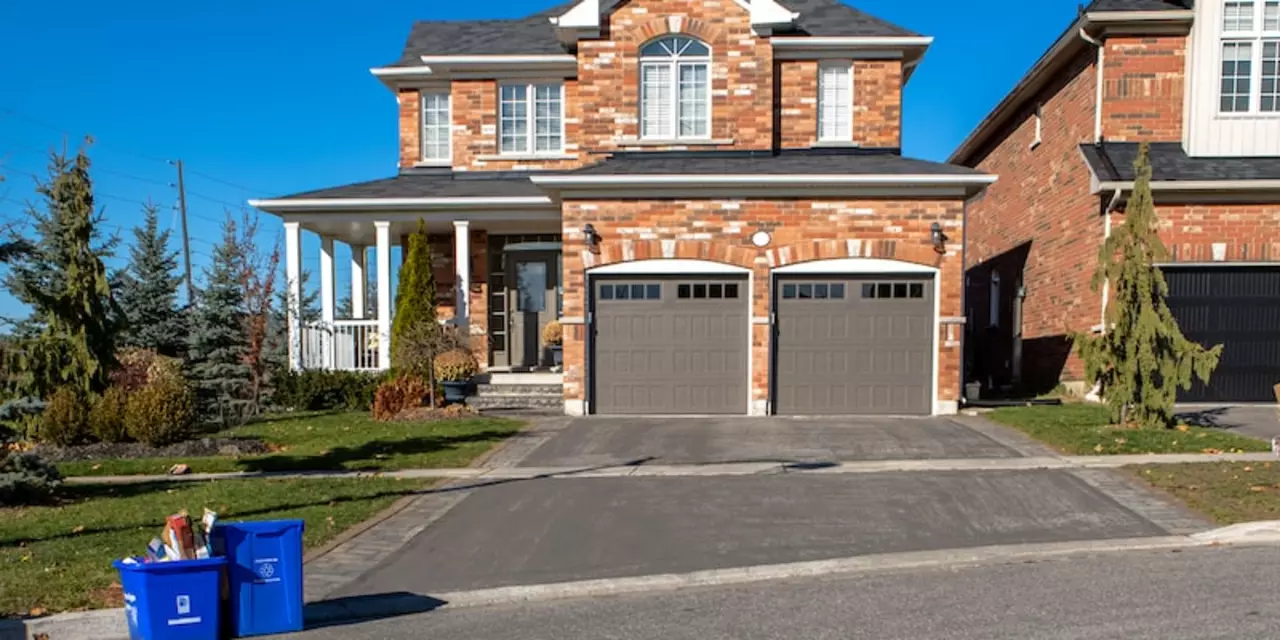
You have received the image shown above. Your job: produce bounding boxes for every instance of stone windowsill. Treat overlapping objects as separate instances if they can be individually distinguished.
[811,141,862,148]
[475,153,578,161]
[614,138,735,147]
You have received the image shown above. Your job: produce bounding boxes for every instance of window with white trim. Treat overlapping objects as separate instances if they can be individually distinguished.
[818,61,853,142]
[499,83,564,154]
[1219,0,1280,113]
[640,36,711,139]
[421,91,451,162]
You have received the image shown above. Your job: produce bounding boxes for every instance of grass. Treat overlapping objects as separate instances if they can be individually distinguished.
[57,412,522,477]
[1131,462,1280,525]
[987,403,1269,455]
[0,477,432,617]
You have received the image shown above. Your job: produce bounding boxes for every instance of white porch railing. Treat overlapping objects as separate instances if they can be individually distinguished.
[300,320,383,371]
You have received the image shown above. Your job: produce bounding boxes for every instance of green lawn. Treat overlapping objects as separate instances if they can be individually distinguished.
[0,477,432,616]
[987,404,1269,455]
[1131,462,1280,525]
[57,412,522,477]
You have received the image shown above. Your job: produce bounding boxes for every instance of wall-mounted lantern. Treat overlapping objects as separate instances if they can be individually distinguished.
[930,222,948,254]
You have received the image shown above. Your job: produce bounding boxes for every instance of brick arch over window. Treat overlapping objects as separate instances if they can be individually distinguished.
[578,237,946,271]
[626,16,725,44]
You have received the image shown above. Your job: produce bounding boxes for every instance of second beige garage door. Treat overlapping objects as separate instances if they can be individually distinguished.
[591,277,749,415]
[774,275,934,415]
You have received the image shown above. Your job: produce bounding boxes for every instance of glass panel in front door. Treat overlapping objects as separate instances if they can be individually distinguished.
[517,261,547,312]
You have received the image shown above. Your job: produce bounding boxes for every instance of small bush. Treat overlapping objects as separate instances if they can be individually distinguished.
[372,375,429,421]
[39,387,90,446]
[111,348,157,392]
[0,397,46,443]
[434,350,479,382]
[542,321,563,346]
[273,370,382,412]
[125,378,197,447]
[89,387,131,443]
[0,451,62,506]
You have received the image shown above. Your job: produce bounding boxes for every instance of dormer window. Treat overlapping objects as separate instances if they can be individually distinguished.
[640,35,711,140]
[1219,0,1280,113]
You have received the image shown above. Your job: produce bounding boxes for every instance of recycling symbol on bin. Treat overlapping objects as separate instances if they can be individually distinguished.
[258,563,275,579]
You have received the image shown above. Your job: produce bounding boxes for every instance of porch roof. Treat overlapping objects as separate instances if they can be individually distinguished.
[567,149,987,176]
[248,170,559,214]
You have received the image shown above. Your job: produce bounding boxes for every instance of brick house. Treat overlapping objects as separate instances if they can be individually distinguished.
[250,0,994,416]
[952,0,1280,403]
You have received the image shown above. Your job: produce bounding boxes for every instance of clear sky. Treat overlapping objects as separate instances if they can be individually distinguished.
[0,0,1082,320]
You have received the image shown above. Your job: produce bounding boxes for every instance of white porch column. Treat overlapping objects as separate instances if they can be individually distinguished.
[319,235,336,369]
[375,221,393,370]
[453,220,471,332]
[284,221,303,371]
[350,244,367,320]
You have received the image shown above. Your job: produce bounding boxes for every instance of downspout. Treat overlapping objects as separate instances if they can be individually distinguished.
[1081,27,1110,333]
[1100,189,1123,332]
[1079,28,1104,143]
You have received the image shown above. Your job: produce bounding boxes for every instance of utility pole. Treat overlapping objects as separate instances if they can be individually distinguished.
[172,159,195,304]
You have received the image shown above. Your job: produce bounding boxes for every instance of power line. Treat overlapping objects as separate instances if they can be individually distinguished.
[0,107,170,165]
[182,167,267,194]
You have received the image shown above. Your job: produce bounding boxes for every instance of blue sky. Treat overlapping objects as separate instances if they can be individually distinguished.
[0,0,1080,319]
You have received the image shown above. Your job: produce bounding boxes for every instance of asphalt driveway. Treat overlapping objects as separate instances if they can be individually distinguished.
[518,416,1020,467]
[1176,405,1279,442]
[328,470,1166,597]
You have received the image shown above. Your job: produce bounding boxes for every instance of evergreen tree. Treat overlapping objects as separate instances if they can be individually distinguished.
[187,218,250,426]
[4,147,122,397]
[391,219,437,372]
[266,269,319,374]
[1074,143,1222,428]
[118,202,186,356]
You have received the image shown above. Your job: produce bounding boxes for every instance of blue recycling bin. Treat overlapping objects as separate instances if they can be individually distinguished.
[213,519,306,637]
[113,556,226,640]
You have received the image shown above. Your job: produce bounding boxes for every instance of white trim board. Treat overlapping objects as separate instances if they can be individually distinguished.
[587,259,752,275]
[248,196,554,213]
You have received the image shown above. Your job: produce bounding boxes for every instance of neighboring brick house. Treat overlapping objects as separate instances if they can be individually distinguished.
[952,0,1280,403]
[251,0,995,416]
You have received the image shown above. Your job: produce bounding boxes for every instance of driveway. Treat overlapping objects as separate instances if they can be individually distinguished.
[1176,405,1279,442]
[518,416,1021,467]
[327,470,1166,597]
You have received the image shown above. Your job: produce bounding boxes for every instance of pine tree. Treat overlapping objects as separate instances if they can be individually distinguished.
[187,218,250,426]
[4,147,122,397]
[118,201,186,357]
[391,219,437,372]
[1074,142,1223,428]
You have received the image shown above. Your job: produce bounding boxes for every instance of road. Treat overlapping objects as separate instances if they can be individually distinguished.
[295,545,1280,639]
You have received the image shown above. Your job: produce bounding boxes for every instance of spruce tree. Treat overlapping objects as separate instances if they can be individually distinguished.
[4,147,122,397]
[118,202,186,357]
[1074,142,1222,428]
[391,219,437,372]
[187,218,250,426]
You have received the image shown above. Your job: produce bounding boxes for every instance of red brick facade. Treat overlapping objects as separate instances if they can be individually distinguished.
[779,60,902,149]
[1101,36,1186,142]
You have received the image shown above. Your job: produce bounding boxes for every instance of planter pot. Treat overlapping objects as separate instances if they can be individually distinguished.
[441,381,469,405]
[550,345,563,367]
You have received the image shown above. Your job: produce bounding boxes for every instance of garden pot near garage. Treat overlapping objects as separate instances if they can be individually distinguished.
[550,345,563,367]
[442,381,468,405]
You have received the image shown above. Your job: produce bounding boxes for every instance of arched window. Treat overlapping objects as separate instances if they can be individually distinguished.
[639,35,711,139]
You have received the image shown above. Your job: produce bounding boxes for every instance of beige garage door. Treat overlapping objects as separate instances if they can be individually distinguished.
[591,277,749,415]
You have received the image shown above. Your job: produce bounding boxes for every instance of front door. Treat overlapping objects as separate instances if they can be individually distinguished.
[505,251,559,369]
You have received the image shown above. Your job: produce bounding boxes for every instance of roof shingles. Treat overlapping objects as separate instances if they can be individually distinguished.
[1080,142,1280,182]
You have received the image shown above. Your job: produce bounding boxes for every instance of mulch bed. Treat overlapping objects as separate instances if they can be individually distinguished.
[32,437,271,462]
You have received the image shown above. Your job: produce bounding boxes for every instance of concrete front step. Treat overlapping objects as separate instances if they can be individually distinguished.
[475,383,563,397]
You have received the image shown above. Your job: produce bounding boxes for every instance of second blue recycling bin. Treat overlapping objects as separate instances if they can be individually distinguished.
[213,519,306,637]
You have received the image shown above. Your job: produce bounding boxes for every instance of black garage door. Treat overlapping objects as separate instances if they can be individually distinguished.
[1165,266,1280,403]
[773,275,934,415]
[591,276,749,414]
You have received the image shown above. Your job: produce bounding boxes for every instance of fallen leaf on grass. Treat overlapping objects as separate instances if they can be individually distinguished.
[1202,448,1223,455]
[1234,449,1245,454]
[1196,433,1208,438]
[1245,466,1253,472]
[91,464,101,470]
[1176,425,1190,433]
[71,525,85,534]
[1250,486,1268,492]
[1093,444,1104,453]
[28,607,46,617]
[1115,437,1128,446]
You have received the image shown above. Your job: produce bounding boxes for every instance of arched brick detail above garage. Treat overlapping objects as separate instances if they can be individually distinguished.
[578,236,948,273]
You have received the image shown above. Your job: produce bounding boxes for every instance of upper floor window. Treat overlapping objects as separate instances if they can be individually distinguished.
[818,62,853,142]
[640,36,710,139]
[1219,0,1280,113]
[421,91,451,163]
[500,83,564,155]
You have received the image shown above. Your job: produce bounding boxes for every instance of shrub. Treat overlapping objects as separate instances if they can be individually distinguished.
[434,350,479,383]
[0,397,46,443]
[111,348,157,392]
[39,387,90,446]
[89,387,131,443]
[0,451,62,506]
[372,375,429,421]
[273,370,382,412]
[125,378,196,447]
[542,321,563,346]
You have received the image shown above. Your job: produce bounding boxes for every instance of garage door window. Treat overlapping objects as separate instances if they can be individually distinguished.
[599,283,662,301]
[781,282,846,300]
[678,282,740,299]
[860,282,925,299]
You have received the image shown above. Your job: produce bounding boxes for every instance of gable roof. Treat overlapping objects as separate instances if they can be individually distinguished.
[389,0,915,63]
[1086,0,1191,11]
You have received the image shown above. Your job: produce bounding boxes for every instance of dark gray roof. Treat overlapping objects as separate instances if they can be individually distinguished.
[1080,142,1280,182]
[1086,0,1192,11]
[570,150,984,175]
[391,0,915,61]
[271,171,552,200]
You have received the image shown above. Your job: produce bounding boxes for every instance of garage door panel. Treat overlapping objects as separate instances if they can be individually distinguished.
[775,275,933,415]
[593,277,748,415]
[1165,266,1280,403]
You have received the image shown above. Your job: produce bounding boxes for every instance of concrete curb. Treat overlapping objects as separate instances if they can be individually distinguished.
[17,529,1280,639]
[64,451,1279,486]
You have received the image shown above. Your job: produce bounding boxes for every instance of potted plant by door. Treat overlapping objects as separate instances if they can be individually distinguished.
[542,321,564,371]
[434,349,479,405]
